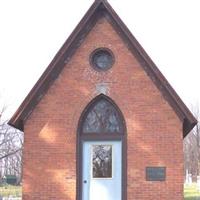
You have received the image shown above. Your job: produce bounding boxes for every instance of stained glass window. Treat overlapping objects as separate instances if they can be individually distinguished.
[91,49,114,71]
[81,98,123,134]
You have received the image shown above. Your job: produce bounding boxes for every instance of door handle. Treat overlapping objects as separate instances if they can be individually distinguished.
[83,180,87,184]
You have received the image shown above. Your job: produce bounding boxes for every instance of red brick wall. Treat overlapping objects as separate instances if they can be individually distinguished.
[24,17,183,200]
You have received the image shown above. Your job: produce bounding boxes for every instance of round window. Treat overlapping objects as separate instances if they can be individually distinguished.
[90,48,114,71]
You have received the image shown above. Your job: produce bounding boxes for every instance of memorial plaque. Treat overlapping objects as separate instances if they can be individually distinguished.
[146,167,166,181]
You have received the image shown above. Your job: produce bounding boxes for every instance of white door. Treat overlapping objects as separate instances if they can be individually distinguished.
[82,141,122,200]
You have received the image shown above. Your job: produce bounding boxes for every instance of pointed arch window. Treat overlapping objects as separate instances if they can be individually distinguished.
[80,95,125,135]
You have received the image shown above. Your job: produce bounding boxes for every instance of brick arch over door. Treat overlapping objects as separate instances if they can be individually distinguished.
[76,94,127,200]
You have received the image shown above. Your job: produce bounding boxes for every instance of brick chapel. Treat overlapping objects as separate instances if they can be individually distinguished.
[9,0,197,200]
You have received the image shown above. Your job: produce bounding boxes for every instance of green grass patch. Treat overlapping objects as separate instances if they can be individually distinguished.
[0,183,200,199]
[0,185,22,197]
[184,183,200,200]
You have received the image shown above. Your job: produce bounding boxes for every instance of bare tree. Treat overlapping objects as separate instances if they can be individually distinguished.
[184,104,200,181]
[0,105,23,184]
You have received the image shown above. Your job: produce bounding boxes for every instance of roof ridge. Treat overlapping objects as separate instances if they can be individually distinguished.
[95,0,107,2]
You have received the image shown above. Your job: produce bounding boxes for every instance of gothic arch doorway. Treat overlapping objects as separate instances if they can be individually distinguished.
[77,94,127,200]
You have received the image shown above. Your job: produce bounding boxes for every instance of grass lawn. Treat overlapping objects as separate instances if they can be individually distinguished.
[0,184,200,199]
[184,183,200,200]
[0,185,22,197]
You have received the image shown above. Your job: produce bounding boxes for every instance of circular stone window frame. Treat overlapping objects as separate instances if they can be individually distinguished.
[90,48,115,72]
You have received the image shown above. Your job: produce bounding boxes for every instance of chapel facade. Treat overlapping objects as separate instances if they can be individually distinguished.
[9,1,197,200]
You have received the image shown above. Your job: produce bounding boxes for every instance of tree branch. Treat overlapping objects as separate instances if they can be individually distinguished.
[0,148,22,160]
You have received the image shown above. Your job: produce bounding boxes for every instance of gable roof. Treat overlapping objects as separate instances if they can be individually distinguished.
[8,0,197,137]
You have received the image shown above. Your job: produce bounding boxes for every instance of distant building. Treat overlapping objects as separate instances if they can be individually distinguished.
[9,0,197,200]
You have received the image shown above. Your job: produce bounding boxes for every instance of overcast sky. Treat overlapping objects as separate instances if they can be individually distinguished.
[0,0,200,119]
